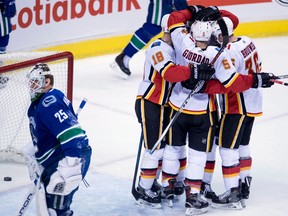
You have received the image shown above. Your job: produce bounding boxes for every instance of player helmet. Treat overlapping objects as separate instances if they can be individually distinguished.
[161,14,170,33]
[191,21,213,42]
[214,17,234,39]
[27,63,51,101]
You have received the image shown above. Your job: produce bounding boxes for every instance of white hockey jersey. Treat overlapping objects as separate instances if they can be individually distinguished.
[221,36,263,116]
[168,22,237,114]
[136,38,176,105]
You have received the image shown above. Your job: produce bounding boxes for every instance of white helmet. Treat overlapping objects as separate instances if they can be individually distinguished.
[214,17,234,38]
[191,21,213,42]
[27,63,51,101]
[161,14,170,33]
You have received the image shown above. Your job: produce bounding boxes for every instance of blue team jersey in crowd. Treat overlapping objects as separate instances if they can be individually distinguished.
[27,88,88,168]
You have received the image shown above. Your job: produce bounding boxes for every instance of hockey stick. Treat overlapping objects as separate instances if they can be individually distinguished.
[271,79,288,86]
[17,98,88,215]
[150,18,229,154]
[274,75,288,79]
[131,132,144,200]
[17,178,40,216]
[76,98,88,116]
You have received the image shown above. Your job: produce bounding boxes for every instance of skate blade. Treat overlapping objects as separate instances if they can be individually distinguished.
[211,201,243,210]
[162,198,173,208]
[241,199,247,208]
[173,195,182,202]
[110,61,130,80]
[185,206,209,215]
[135,199,161,209]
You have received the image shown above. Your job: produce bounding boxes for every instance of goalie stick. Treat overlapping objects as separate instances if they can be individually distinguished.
[150,18,229,154]
[17,98,88,215]
[131,132,144,200]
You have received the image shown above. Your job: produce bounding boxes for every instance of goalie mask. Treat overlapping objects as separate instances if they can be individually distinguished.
[27,63,51,101]
[191,21,213,42]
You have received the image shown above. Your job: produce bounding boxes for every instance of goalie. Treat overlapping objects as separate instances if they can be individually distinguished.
[22,63,92,216]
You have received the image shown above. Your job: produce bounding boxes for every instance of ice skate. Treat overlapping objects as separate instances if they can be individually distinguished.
[242,176,252,199]
[135,185,161,208]
[211,186,243,210]
[185,193,209,215]
[174,181,184,202]
[174,181,184,196]
[110,52,131,79]
[200,182,217,200]
[161,178,176,207]
[241,176,252,208]
[151,179,162,194]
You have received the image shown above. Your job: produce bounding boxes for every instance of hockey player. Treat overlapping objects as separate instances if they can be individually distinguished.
[23,63,92,215]
[134,14,213,208]
[208,15,269,210]
[110,0,188,79]
[0,0,16,88]
[0,0,16,53]
[164,6,276,215]
[200,9,241,202]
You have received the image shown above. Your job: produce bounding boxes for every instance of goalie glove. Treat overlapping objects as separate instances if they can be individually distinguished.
[47,156,82,196]
[22,142,43,181]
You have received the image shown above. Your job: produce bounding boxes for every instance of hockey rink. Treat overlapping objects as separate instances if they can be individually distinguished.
[1,36,288,215]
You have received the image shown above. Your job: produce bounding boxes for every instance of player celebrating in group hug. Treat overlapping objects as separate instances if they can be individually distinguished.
[133,4,277,216]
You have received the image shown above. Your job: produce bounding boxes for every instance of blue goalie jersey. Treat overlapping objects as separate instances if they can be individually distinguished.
[27,88,88,168]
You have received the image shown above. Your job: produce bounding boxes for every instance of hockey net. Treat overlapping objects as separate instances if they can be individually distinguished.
[0,51,73,163]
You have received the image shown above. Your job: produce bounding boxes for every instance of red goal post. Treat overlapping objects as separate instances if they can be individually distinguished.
[0,51,74,162]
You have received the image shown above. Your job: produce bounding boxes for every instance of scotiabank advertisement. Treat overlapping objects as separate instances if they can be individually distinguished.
[8,0,288,52]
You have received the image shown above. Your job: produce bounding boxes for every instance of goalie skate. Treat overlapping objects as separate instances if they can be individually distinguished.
[135,185,161,209]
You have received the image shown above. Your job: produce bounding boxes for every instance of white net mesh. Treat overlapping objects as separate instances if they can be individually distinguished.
[0,51,73,162]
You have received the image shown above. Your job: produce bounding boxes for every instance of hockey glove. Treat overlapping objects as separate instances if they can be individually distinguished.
[22,142,43,181]
[195,6,221,21]
[252,72,276,88]
[181,79,206,93]
[187,5,205,21]
[3,0,16,18]
[193,63,215,81]
[47,156,82,196]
